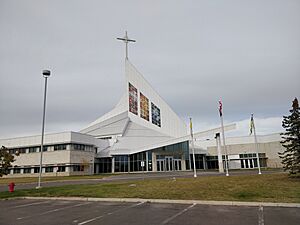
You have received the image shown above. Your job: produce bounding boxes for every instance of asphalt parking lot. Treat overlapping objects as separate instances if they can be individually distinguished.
[0,199,299,225]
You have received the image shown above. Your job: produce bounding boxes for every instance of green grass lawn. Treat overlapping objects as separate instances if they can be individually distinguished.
[1,173,299,203]
[0,174,112,185]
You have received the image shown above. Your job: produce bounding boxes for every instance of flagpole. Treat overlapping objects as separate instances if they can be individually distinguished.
[220,115,229,176]
[190,118,197,178]
[252,114,262,175]
[219,100,229,176]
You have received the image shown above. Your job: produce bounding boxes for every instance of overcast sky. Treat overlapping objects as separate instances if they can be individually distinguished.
[0,0,299,139]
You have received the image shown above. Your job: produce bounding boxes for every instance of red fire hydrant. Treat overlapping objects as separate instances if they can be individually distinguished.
[8,182,15,192]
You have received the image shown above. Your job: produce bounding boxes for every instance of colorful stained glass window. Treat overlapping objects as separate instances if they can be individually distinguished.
[129,83,138,115]
[140,92,149,121]
[151,102,161,127]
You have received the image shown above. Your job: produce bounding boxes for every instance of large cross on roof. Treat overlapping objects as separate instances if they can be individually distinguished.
[117,31,136,59]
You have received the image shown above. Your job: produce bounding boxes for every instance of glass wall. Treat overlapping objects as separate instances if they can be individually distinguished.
[153,141,189,160]
[151,141,190,172]
[190,154,206,169]
[206,156,219,169]
[129,152,147,172]
[239,153,267,168]
[110,141,189,173]
[114,155,129,172]
[95,158,112,173]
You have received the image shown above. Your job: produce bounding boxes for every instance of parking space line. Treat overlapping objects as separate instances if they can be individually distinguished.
[78,202,145,225]
[258,205,264,225]
[161,203,196,225]
[11,200,50,208]
[16,202,91,220]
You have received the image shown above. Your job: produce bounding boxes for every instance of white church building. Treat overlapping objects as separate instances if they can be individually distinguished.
[0,59,284,177]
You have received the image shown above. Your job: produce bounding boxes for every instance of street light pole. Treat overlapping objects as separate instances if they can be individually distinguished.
[190,118,197,178]
[37,70,51,189]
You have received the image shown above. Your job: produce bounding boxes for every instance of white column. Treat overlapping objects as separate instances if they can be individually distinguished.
[202,155,207,170]
[152,152,157,172]
[128,155,131,173]
[111,157,115,173]
[146,151,149,172]
[181,154,186,171]
[216,133,224,173]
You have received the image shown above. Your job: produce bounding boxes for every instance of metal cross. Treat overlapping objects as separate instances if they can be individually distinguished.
[117,31,136,59]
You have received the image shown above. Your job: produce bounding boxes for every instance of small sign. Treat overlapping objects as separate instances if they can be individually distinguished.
[141,161,145,167]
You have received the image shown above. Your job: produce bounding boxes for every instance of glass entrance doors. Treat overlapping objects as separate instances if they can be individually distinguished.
[174,159,182,171]
[156,156,179,172]
[157,159,165,172]
[241,159,258,169]
[165,157,173,171]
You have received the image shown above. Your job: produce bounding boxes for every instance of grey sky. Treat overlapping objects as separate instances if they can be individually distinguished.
[0,0,299,138]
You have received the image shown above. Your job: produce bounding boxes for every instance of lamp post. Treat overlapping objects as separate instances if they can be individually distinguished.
[37,70,51,189]
[190,118,197,178]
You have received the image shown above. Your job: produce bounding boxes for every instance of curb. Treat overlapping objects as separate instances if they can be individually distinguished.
[5,196,300,208]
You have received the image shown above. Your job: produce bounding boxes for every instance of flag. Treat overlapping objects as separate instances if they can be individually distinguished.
[189,118,193,130]
[219,100,223,117]
[249,114,255,135]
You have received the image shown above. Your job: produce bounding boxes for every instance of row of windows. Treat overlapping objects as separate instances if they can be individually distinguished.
[239,153,266,159]
[9,165,89,174]
[113,152,153,173]
[10,166,66,174]
[154,141,190,160]
[7,144,96,155]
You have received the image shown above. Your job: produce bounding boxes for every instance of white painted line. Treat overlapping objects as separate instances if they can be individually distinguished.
[17,202,91,220]
[12,200,50,208]
[258,205,264,225]
[161,203,196,225]
[78,202,145,225]
[77,215,104,225]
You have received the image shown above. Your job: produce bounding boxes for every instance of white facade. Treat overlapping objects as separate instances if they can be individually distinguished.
[0,132,109,177]
[195,133,284,169]
[0,59,285,177]
[80,60,191,160]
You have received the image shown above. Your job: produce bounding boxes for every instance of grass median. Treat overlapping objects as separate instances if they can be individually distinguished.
[1,173,299,203]
[0,174,112,185]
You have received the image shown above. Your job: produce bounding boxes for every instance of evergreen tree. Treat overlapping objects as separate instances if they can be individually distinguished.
[279,98,300,175]
[0,146,15,177]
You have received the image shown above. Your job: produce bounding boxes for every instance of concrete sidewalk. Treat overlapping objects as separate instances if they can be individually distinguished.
[6,196,300,208]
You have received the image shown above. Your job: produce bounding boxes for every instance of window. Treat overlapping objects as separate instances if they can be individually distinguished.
[23,168,31,174]
[29,147,36,153]
[13,168,21,174]
[115,155,129,172]
[45,167,53,173]
[54,144,67,151]
[100,137,112,140]
[34,167,40,173]
[140,92,149,121]
[128,83,138,115]
[15,148,26,154]
[151,102,161,127]
[253,158,258,167]
[96,158,112,173]
[73,144,85,151]
[73,165,84,172]
[57,166,66,172]
[241,160,245,168]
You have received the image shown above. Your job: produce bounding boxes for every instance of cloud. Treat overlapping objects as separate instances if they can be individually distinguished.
[0,0,299,139]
